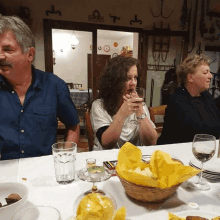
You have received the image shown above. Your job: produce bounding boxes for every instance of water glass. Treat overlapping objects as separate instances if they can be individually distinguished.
[13,206,60,220]
[52,142,77,184]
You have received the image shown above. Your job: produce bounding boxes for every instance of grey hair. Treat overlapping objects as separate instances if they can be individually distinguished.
[0,15,35,54]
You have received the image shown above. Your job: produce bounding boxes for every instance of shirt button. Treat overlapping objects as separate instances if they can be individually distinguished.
[21,150,24,153]
[12,91,15,94]
[21,110,23,113]
[21,130,24,133]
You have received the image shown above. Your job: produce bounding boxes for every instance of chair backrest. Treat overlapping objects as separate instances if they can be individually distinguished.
[72,83,82,89]
[84,110,94,151]
[150,78,154,107]
[66,83,74,89]
[148,105,167,133]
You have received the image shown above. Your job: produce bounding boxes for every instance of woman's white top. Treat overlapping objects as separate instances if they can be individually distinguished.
[90,99,155,150]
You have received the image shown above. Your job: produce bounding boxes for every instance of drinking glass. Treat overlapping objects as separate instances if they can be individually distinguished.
[86,158,96,169]
[13,206,60,220]
[52,142,77,184]
[189,134,216,190]
[127,87,146,125]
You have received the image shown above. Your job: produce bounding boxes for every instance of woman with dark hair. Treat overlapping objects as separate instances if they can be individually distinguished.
[158,55,220,145]
[91,56,157,150]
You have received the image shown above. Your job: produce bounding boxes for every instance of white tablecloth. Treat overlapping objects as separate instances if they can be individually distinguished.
[1,142,220,220]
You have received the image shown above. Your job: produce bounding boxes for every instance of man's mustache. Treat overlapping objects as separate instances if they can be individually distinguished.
[0,60,13,68]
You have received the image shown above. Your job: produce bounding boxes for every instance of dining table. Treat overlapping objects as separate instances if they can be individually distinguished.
[69,89,92,107]
[1,141,220,220]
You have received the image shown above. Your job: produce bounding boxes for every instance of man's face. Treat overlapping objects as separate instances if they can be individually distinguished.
[0,31,32,79]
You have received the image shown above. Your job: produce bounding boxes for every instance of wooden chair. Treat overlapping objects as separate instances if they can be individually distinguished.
[148,105,167,133]
[56,119,66,142]
[84,109,95,151]
[66,83,74,89]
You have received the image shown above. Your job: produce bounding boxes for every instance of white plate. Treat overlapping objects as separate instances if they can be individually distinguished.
[175,210,220,218]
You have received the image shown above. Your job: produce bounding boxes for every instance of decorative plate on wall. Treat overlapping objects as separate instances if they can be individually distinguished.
[113,42,118,47]
[112,53,118,58]
[103,45,110,52]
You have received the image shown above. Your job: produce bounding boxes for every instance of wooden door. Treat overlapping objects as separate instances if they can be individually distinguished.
[88,54,111,99]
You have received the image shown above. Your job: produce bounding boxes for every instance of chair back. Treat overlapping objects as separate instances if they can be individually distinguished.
[84,110,94,151]
[66,83,74,89]
[148,105,167,133]
[72,83,82,89]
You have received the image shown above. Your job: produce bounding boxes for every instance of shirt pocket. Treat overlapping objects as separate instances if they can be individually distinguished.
[33,107,56,131]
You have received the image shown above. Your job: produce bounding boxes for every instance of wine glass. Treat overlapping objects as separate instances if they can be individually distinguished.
[127,87,146,125]
[189,134,216,190]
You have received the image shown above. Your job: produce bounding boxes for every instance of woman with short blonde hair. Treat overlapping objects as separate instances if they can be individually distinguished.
[158,55,220,145]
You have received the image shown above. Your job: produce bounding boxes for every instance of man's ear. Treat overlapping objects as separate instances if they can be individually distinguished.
[27,47,35,63]
[187,73,193,83]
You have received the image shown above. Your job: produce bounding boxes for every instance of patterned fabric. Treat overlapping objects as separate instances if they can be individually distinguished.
[70,89,92,107]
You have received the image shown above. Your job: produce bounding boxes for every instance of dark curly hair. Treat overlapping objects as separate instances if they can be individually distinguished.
[98,56,142,116]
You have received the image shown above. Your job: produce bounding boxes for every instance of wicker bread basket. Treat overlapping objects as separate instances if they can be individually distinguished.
[116,158,183,202]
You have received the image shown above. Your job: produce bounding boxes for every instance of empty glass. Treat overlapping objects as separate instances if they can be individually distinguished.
[52,142,77,184]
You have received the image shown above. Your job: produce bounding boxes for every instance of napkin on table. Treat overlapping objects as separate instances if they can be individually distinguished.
[116,142,200,189]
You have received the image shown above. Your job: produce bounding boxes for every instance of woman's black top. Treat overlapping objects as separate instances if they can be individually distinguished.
[157,86,220,145]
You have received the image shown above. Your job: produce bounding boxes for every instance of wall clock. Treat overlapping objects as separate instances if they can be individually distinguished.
[103,45,110,52]
[112,53,118,58]
[98,46,102,50]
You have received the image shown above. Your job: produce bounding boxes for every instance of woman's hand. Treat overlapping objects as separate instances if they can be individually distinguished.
[117,93,144,118]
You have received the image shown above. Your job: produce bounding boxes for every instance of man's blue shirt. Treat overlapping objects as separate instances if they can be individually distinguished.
[0,67,79,160]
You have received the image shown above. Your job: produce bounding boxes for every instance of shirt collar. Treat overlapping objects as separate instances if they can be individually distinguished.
[0,65,43,90]
[31,65,43,90]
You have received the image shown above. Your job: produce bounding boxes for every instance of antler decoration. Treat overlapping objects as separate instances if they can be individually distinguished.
[45,5,61,16]
[130,15,142,25]
[109,14,120,23]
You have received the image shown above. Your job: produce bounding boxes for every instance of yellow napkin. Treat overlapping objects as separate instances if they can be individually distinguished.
[168,212,185,220]
[75,193,126,220]
[76,193,114,220]
[116,142,200,188]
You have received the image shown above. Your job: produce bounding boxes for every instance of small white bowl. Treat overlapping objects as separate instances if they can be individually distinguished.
[0,182,28,220]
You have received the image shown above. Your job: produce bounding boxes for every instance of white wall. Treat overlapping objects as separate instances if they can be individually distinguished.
[52,30,92,89]
[52,30,137,89]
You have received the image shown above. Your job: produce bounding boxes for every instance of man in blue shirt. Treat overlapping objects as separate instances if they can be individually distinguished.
[0,15,80,160]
